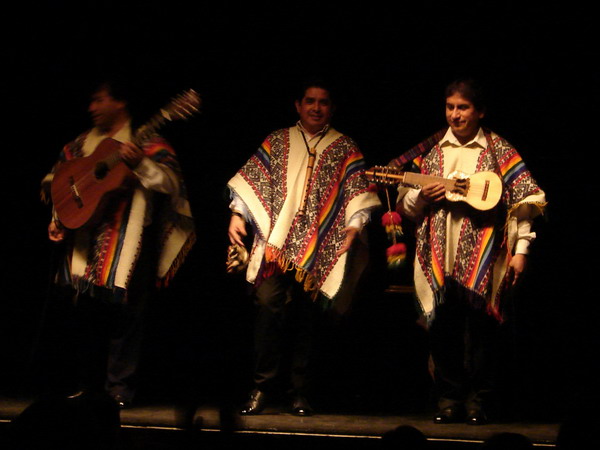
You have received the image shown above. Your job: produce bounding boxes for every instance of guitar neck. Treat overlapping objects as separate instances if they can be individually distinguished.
[132,112,168,147]
[372,169,456,190]
[402,172,457,190]
[131,89,201,147]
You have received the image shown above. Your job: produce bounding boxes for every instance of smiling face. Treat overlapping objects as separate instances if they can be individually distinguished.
[445,92,485,144]
[295,87,333,135]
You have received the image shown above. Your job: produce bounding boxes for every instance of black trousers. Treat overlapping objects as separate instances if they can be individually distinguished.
[252,272,319,397]
[428,282,500,411]
[39,236,156,402]
[73,288,147,400]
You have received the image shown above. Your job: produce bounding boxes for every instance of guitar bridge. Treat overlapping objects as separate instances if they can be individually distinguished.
[69,176,83,208]
[482,180,490,201]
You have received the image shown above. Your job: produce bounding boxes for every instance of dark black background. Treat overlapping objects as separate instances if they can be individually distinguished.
[1,1,597,419]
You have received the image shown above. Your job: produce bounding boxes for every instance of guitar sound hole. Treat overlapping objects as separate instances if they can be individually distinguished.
[453,179,469,196]
[94,162,109,180]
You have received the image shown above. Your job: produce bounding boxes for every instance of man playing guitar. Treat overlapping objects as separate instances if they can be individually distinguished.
[41,79,195,408]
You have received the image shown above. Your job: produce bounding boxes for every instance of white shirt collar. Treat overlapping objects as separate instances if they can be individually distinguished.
[440,127,487,149]
[296,121,330,141]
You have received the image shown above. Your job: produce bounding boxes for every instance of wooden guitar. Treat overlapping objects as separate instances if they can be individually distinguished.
[366,165,503,211]
[51,89,201,230]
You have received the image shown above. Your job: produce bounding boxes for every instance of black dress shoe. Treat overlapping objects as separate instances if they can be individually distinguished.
[466,408,488,425]
[239,389,268,415]
[291,396,313,416]
[111,394,132,409]
[433,406,465,424]
[66,389,87,399]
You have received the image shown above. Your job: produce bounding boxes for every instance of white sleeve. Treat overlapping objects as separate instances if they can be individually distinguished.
[229,193,250,222]
[514,219,536,255]
[399,187,429,220]
[347,209,371,229]
[133,157,178,194]
[512,194,546,254]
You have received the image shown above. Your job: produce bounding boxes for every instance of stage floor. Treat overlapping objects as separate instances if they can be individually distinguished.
[0,396,560,448]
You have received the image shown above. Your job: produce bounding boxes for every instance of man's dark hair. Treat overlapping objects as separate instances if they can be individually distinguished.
[445,78,486,112]
[295,78,336,105]
[92,77,131,104]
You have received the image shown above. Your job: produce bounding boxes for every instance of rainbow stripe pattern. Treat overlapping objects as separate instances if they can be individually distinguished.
[499,149,527,186]
[296,151,364,271]
[96,201,131,287]
[461,225,497,292]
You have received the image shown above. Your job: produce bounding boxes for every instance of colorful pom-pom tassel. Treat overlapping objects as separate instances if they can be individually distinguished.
[386,242,407,268]
[381,211,403,240]
[381,210,402,226]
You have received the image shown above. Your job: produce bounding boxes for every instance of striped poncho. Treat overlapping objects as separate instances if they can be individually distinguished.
[400,128,546,319]
[44,124,195,300]
[227,126,381,300]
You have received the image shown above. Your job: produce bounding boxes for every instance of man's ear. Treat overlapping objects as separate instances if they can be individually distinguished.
[116,99,128,113]
[478,107,486,120]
